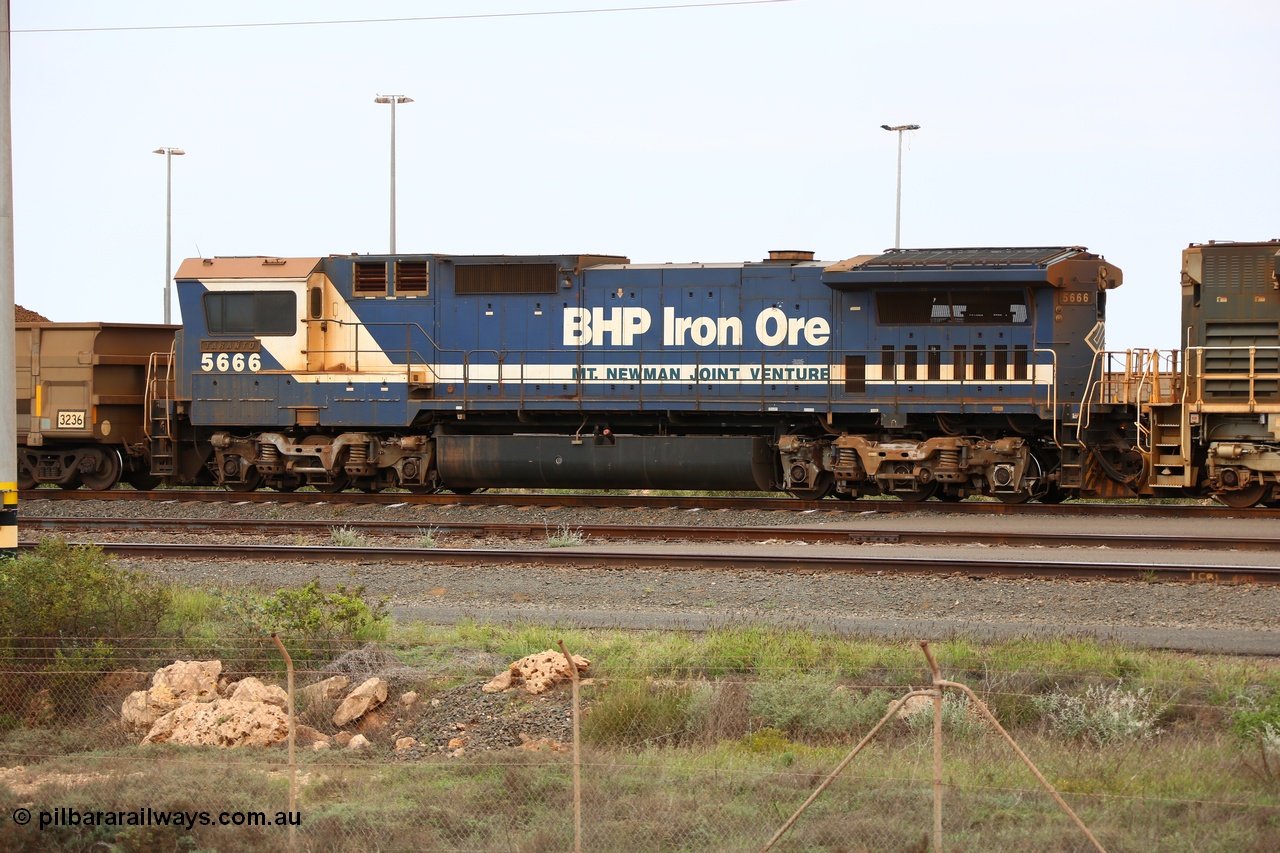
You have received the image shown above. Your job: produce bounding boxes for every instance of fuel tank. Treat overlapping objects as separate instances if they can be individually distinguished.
[436,434,776,491]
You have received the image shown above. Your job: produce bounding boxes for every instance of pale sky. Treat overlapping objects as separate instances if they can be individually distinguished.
[11,0,1278,349]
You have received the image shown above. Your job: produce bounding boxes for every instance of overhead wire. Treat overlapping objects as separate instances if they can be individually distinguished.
[13,0,801,35]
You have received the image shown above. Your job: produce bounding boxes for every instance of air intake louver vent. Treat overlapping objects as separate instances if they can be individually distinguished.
[455,263,557,295]
[1203,321,1280,398]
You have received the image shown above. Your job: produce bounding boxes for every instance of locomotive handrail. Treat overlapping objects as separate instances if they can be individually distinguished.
[1183,344,1280,412]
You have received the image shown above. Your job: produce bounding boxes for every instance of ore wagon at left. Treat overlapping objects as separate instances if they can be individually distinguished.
[15,322,177,489]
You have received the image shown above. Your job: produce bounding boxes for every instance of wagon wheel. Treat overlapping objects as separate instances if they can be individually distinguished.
[406,485,440,495]
[894,483,937,503]
[1215,484,1267,509]
[447,487,478,495]
[787,472,833,501]
[17,461,36,490]
[57,477,82,490]
[995,491,1032,505]
[80,449,123,491]
[934,488,964,502]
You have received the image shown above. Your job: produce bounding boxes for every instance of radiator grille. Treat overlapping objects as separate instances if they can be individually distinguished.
[455,263,557,295]
[1202,321,1280,398]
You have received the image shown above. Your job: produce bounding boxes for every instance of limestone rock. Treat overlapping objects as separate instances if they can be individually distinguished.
[312,741,331,751]
[892,695,933,720]
[332,678,388,727]
[300,675,351,707]
[143,699,289,748]
[354,710,390,736]
[395,736,418,752]
[230,677,289,709]
[398,691,419,708]
[121,660,223,734]
[333,731,354,748]
[347,734,370,750]
[294,725,331,747]
[484,649,590,696]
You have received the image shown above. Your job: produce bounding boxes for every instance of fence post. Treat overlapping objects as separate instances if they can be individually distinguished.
[926,641,943,852]
[272,633,297,851]
[558,640,582,853]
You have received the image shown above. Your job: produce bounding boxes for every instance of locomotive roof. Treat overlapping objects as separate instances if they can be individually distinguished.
[822,246,1120,289]
[175,257,323,279]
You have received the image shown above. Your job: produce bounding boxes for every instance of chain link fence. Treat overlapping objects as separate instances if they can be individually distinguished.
[0,635,1276,852]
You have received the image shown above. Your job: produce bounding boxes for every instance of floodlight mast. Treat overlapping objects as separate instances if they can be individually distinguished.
[152,147,185,324]
[375,95,413,253]
[880,124,921,249]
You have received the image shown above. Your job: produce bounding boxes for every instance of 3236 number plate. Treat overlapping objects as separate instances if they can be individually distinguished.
[56,410,87,429]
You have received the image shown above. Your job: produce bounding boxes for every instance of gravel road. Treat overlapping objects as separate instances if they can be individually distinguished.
[21,495,1280,656]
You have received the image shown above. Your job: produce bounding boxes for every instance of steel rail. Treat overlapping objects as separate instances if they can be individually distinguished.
[18,488,1280,519]
[20,515,1280,553]
[13,540,1274,585]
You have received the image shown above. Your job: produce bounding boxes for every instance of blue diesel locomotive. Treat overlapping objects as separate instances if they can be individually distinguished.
[148,246,1126,503]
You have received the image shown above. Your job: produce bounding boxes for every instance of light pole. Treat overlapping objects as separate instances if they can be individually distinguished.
[152,147,185,324]
[880,124,919,249]
[374,94,413,253]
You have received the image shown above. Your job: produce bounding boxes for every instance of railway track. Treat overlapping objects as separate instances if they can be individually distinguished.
[21,515,1280,553]
[13,538,1274,585]
[18,488,1280,519]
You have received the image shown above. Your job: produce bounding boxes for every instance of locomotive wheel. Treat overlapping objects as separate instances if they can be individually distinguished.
[125,472,163,491]
[894,483,937,503]
[315,477,350,494]
[1038,486,1069,504]
[787,473,833,501]
[1215,484,1267,509]
[226,468,263,493]
[80,449,123,491]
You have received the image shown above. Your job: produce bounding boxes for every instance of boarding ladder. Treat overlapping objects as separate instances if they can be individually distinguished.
[143,342,177,477]
[1087,349,1190,492]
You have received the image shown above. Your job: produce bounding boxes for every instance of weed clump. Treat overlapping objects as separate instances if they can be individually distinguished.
[1034,683,1164,746]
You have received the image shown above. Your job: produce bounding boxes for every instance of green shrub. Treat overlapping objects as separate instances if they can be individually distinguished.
[749,682,893,742]
[210,579,390,668]
[582,680,711,748]
[0,539,170,649]
[0,540,171,720]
